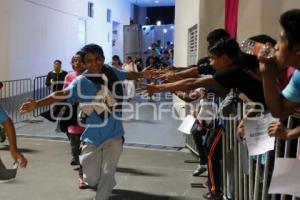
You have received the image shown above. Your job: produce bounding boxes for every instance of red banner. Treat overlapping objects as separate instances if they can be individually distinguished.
[225,0,239,38]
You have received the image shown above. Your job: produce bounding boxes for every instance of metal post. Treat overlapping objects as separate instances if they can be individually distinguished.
[244,174,248,200]
[253,156,261,200]
[233,119,239,200]
[281,116,293,200]
[222,120,227,200]
[262,152,270,200]
[238,142,244,200]
[249,154,254,200]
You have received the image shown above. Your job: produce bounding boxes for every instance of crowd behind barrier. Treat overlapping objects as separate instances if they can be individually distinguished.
[185,99,300,200]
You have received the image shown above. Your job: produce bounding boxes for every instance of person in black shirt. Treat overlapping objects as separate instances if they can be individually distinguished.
[45,60,68,92]
[145,36,277,199]
[134,53,144,72]
[146,49,161,69]
[146,35,278,109]
[156,29,230,82]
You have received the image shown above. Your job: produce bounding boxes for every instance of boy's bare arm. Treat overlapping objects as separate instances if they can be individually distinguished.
[2,118,27,168]
[20,90,68,114]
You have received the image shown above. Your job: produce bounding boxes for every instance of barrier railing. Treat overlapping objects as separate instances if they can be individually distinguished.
[185,107,300,200]
[33,75,50,117]
[0,79,33,123]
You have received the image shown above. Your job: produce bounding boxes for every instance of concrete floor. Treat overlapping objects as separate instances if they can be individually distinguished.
[0,138,207,200]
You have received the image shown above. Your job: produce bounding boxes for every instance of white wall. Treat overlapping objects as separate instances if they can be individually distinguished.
[174,0,200,67]
[237,0,300,43]
[198,0,225,58]
[173,0,200,118]
[1,0,87,80]
[0,0,11,80]
[175,0,300,60]
[0,0,132,80]
[86,0,132,64]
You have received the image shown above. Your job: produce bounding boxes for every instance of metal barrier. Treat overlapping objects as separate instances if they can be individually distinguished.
[0,75,51,123]
[0,79,33,123]
[221,115,300,200]
[185,109,300,200]
[33,75,50,117]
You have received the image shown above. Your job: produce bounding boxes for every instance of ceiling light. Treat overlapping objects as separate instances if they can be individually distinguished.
[155,0,159,3]
[156,21,161,26]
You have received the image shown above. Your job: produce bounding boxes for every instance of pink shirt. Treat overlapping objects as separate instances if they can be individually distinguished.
[63,72,85,134]
[278,66,296,90]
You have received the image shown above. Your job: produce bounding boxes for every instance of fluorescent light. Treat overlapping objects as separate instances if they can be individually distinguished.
[155,0,159,3]
[163,29,167,33]
[156,21,161,26]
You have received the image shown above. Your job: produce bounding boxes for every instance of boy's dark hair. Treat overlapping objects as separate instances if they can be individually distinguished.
[112,55,120,61]
[71,51,84,64]
[127,56,132,60]
[208,38,240,60]
[280,9,300,48]
[207,28,231,49]
[54,60,62,65]
[112,55,122,65]
[240,35,277,70]
[80,44,105,60]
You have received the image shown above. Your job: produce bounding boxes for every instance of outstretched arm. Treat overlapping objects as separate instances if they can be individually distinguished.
[147,76,222,94]
[268,121,300,140]
[172,66,199,79]
[20,90,68,114]
[127,69,157,80]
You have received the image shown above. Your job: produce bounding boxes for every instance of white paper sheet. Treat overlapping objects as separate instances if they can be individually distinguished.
[178,115,196,134]
[268,158,300,197]
[243,113,278,156]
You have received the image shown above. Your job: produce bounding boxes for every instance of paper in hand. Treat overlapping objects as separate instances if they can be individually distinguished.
[244,113,278,156]
[178,115,196,134]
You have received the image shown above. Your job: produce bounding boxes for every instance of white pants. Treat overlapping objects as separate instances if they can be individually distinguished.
[124,80,135,98]
[80,137,123,200]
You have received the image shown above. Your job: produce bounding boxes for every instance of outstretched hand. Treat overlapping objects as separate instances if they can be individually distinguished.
[20,98,37,114]
[136,83,159,97]
[142,69,160,80]
[153,68,176,81]
[268,121,289,140]
[11,150,28,168]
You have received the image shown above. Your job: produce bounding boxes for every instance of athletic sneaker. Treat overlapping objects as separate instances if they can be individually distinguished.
[202,192,222,200]
[78,170,88,189]
[0,168,17,183]
[70,157,80,166]
[192,165,207,176]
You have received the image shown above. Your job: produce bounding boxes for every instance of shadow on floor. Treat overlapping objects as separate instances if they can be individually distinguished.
[110,189,186,200]
[0,145,40,154]
[122,119,162,124]
[116,167,163,177]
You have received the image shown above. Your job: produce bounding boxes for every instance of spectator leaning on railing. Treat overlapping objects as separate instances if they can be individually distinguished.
[259,9,300,140]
